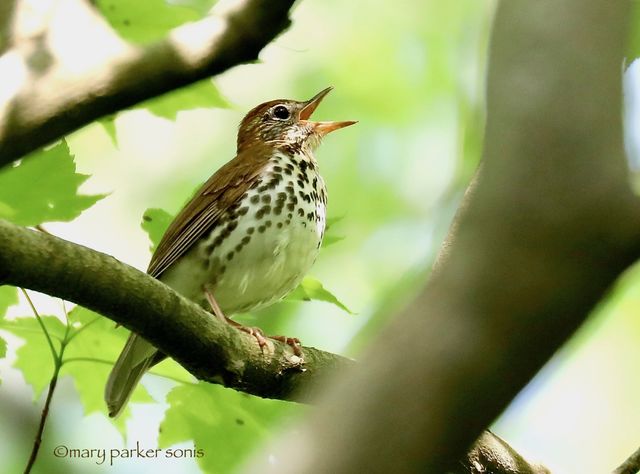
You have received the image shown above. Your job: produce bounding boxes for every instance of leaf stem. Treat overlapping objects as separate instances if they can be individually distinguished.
[19,289,58,363]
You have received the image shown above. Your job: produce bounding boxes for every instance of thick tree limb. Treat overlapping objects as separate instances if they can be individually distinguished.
[0,0,296,167]
[0,218,353,401]
[247,1,640,473]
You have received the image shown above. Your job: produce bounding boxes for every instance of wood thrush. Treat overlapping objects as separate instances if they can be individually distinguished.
[105,87,356,417]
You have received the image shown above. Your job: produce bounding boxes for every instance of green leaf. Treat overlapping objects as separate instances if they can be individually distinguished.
[5,315,66,398]
[322,215,346,247]
[0,141,106,226]
[100,116,118,146]
[60,307,155,432]
[628,1,640,61]
[159,383,298,473]
[0,337,5,359]
[142,208,173,253]
[142,79,229,120]
[95,0,200,44]
[0,286,18,318]
[170,0,217,16]
[286,277,353,314]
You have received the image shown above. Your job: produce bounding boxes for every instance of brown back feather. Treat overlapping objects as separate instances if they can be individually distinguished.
[147,142,274,279]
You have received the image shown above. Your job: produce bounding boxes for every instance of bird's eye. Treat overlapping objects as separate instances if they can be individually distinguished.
[272,105,290,120]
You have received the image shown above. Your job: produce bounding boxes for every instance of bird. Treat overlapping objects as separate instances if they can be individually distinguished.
[105,87,356,417]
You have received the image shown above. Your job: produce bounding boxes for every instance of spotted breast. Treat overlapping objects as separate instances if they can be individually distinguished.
[159,150,326,315]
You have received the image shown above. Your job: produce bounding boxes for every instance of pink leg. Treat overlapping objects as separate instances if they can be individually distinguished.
[269,335,303,357]
[204,287,268,351]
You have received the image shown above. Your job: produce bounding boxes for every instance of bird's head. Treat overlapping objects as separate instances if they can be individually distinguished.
[237,87,356,152]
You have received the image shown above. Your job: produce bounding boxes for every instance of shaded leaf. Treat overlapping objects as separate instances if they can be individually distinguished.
[96,0,200,44]
[142,208,173,253]
[0,141,106,226]
[142,79,229,120]
[159,382,298,473]
[100,115,118,146]
[286,277,353,314]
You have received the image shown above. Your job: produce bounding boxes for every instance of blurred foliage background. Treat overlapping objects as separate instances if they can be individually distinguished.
[1,0,640,473]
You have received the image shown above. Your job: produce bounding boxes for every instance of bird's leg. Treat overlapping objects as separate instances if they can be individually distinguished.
[203,287,268,350]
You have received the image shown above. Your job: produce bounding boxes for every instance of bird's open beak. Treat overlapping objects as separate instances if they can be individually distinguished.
[300,87,357,136]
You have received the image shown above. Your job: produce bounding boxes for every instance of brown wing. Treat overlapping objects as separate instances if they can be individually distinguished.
[147,142,273,279]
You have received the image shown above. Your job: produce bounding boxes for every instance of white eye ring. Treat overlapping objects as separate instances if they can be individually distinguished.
[272,105,291,120]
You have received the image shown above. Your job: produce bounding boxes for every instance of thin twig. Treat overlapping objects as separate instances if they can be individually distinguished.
[21,290,62,474]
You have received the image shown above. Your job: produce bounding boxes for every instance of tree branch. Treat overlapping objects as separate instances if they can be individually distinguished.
[246,1,640,473]
[0,0,296,167]
[613,444,640,474]
[0,218,353,401]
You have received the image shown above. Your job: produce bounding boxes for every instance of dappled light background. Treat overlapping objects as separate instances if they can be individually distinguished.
[2,1,640,473]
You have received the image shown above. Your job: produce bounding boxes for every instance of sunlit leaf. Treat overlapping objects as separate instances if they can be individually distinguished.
[159,382,299,473]
[6,316,66,399]
[96,0,200,44]
[0,141,106,226]
[142,208,173,253]
[0,286,18,318]
[142,79,229,120]
[60,307,154,432]
[286,277,353,314]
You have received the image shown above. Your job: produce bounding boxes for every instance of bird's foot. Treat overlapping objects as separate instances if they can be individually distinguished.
[226,319,269,351]
[269,335,303,357]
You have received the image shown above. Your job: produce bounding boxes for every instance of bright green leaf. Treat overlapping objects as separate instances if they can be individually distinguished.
[286,277,353,314]
[142,208,173,253]
[96,0,200,44]
[0,141,106,226]
[0,286,18,318]
[159,383,298,473]
[142,79,229,120]
[60,307,155,432]
[5,316,66,399]
[170,0,217,16]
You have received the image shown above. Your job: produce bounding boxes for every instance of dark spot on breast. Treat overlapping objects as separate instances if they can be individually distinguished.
[298,208,305,217]
[261,194,271,204]
[258,185,268,193]
[247,227,255,234]
[273,165,283,173]
[285,185,294,195]
[277,222,283,228]
[265,220,272,228]
[219,265,226,274]
[238,206,249,216]
[226,251,234,261]
[297,180,305,188]
[241,236,251,245]
[227,221,238,232]
[250,195,260,204]
[307,211,314,221]
[258,225,266,233]
[274,207,283,215]
[299,160,308,172]
[235,243,243,252]
[285,219,291,225]
[287,203,295,212]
